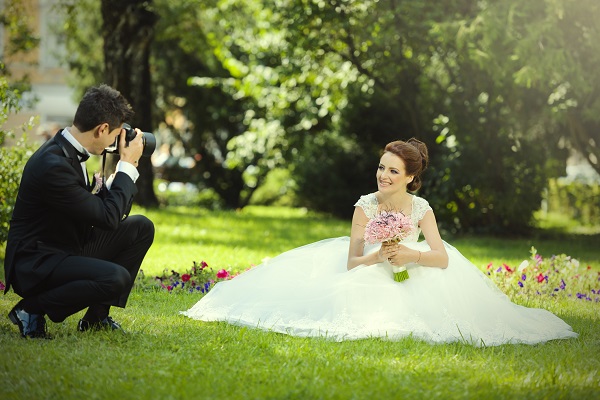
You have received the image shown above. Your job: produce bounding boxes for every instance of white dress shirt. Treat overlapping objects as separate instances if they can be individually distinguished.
[61,128,139,187]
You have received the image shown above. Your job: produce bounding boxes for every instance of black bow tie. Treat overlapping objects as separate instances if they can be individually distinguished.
[75,148,90,162]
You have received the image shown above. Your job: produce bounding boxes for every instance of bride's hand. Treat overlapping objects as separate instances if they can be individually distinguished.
[391,244,421,265]
[380,242,399,264]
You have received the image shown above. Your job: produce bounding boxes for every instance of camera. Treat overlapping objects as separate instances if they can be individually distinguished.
[105,123,156,157]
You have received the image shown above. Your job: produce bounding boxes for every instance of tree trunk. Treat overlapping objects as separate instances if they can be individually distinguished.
[101,0,159,207]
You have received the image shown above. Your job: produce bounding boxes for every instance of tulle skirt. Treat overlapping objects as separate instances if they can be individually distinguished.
[181,237,578,346]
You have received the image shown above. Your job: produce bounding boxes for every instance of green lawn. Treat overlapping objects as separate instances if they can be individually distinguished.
[1,205,599,399]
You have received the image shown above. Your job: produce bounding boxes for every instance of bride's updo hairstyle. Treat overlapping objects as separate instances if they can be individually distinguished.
[383,138,429,192]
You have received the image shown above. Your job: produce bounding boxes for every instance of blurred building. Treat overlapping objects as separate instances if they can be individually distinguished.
[1,0,77,145]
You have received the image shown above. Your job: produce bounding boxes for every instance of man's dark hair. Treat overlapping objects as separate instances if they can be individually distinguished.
[73,84,134,132]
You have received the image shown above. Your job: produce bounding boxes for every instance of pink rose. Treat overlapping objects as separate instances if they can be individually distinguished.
[216,269,230,279]
[181,274,191,282]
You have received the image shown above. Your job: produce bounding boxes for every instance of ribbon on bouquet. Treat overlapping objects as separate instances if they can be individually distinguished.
[393,265,410,282]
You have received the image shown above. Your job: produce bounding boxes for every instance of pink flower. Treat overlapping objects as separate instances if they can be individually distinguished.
[537,273,545,283]
[91,172,103,195]
[503,263,513,273]
[0,280,5,291]
[216,269,230,279]
[200,261,208,269]
[181,274,191,282]
[363,211,413,244]
[486,263,493,270]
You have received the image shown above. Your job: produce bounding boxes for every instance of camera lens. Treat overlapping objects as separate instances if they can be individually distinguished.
[141,132,157,157]
[106,123,156,157]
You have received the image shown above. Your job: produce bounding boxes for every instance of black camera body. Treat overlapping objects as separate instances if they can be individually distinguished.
[105,123,156,157]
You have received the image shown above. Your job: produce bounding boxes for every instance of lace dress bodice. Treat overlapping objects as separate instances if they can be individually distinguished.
[354,193,432,243]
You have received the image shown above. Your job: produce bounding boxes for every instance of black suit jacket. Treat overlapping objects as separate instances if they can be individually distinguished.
[4,132,138,294]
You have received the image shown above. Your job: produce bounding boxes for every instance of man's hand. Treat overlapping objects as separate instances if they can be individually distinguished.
[118,128,144,167]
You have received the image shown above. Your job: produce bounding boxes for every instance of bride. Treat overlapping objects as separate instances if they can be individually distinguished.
[182,138,577,346]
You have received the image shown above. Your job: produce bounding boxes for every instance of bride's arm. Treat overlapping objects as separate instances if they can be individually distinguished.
[416,210,448,268]
[347,207,385,270]
[380,209,448,269]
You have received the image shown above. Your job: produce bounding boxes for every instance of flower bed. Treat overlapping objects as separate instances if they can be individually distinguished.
[486,247,600,302]
[135,261,246,294]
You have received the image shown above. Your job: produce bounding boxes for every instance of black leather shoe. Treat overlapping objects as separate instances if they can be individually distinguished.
[8,304,52,339]
[78,316,124,332]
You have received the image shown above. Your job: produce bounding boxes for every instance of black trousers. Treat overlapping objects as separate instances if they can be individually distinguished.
[24,215,154,323]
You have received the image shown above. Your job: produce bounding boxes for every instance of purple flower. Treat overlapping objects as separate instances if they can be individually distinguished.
[521,274,527,281]
[518,282,524,288]
[496,266,502,273]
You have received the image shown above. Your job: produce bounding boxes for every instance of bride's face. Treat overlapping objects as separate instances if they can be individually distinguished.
[377,152,413,193]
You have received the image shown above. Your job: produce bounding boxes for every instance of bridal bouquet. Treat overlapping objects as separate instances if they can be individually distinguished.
[363,210,413,282]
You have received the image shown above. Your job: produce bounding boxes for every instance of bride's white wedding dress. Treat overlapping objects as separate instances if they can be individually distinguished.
[182,193,577,346]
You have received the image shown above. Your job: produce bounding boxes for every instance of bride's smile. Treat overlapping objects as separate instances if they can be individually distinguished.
[376,152,413,194]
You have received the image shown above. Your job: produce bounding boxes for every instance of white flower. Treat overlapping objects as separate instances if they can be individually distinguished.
[518,260,529,272]
[571,258,579,268]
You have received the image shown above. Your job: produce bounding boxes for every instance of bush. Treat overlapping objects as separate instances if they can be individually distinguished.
[248,168,298,207]
[545,178,600,226]
[0,78,35,244]
[293,131,374,219]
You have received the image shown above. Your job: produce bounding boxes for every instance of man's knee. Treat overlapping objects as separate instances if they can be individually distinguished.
[107,266,131,295]
[130,215,155,243]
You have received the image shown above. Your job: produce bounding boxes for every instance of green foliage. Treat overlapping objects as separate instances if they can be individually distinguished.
[57,0,109,97]
[56,0,599,233]
[545,179,600,226]
[248,168,298,207]
[0,136,34,244]
[0,0,40,57]
[0,1,39,244]
[293,130,374,219]
[0,77,36,244]
[458,0,600,175]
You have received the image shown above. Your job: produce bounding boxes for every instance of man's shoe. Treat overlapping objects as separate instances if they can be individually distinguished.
[8,304,52,339]
[78,316,124,332]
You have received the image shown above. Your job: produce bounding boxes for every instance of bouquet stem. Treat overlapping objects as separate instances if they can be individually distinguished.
[393,266,410,282]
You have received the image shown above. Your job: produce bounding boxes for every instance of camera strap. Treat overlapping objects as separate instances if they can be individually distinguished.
[101,150,107,188]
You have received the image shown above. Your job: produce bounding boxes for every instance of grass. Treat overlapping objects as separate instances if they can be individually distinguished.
[1,205,599,399]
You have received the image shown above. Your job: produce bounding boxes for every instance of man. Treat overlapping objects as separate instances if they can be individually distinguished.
[4,84,154,338]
